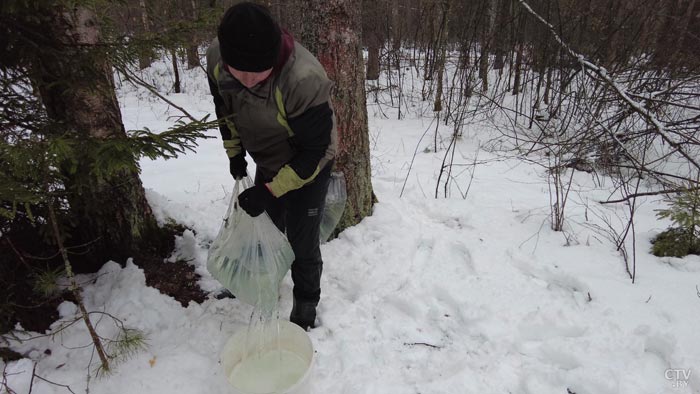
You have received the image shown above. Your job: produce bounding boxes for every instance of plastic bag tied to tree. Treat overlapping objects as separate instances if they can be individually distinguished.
[320,172,347,243]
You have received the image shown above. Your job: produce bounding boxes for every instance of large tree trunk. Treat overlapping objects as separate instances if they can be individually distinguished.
[35,6,158,267]
[302,0,375,232]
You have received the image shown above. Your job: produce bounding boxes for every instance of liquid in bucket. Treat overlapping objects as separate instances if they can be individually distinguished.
[228,349,308,393]
[222,320,314,394]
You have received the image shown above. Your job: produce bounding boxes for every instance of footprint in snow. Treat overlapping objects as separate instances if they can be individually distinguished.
[513,257,591,302]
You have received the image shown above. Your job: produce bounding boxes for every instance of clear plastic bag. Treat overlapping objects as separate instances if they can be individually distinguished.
[320,172,347,243]
[207,177,295,312]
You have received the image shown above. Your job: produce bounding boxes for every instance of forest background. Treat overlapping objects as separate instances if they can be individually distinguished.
[1,0,699,391]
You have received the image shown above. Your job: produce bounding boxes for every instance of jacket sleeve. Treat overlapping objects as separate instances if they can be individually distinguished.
[266,76,333,197]
[207,64,243,158]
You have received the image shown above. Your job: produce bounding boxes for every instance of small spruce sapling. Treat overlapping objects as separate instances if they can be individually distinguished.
[652,185,700,257]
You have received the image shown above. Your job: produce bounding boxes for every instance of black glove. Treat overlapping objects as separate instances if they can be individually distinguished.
[238,184,275,217]
[229,154,248,180]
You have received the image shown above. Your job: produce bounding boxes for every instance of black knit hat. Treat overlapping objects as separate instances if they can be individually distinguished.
[217,2,281,72]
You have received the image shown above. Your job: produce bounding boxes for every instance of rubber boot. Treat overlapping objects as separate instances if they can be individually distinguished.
[290,298,317,330]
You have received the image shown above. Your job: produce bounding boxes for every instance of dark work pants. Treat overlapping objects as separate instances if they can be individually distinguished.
[255,163,332,304]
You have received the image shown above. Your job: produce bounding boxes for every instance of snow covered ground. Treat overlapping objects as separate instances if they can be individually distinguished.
[3,56,700,394]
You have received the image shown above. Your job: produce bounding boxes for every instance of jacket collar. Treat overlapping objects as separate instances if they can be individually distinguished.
[272,29,295,78]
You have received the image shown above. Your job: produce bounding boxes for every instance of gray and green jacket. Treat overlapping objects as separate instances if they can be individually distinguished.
[206,34,337,197]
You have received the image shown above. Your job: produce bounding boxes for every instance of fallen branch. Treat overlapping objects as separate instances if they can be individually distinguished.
[33,374,76,394]
[600,187,700,204]
[1,363,18,394]
[403,342,442,349]
[517,0,700,172]
[46,200,109,372]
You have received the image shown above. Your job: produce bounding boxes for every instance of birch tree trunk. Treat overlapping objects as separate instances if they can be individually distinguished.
[512,7,526,95]
[35,6,159,266]
[301,0,375,232]
[172,49,181,93]
[479,0,497,91]
[433,0,451,112]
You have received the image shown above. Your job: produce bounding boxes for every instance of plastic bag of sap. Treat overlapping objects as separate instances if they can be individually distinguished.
[319,172,347,243]
[207,177,295,313]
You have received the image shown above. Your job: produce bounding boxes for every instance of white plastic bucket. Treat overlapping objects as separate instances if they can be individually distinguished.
[221,320,314,394]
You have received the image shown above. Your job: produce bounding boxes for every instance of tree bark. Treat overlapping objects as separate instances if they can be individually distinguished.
[433,0,451,112]
[423,0,438,81]
[512,7,526,95]
[186,0,201,69]
[186,46,200,69]
[367,43,381,80]
[493,0,511,70]
[138,0,153,69]
[362,0,382,80]
[390,0,401,52]
[480,0,496,91]
[302,0,375,232]
[172,49,181,93]
[35,6,159,267]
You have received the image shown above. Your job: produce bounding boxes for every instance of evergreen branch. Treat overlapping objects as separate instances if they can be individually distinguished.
[88,117,214,178]
[126,116,216,160]
[106,328,148,364]
[0,117,215,214]
[32,266,65,298]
